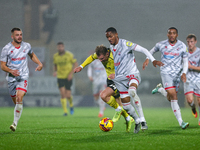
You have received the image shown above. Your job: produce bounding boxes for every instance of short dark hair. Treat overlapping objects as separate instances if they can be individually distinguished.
[95,45,109,56]
[168,27,178,34]
[106,27,117,34]
[57,42,64,45]
[186,34,197,41]
[11,27,21,33]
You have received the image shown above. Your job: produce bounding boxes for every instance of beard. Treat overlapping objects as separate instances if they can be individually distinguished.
[14,38,22,44]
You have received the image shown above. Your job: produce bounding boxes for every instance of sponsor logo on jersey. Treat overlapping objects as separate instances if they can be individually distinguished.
[163,51,179,59]
[114,62,120,66]
[11,57,26,65]
[23,49,26,53]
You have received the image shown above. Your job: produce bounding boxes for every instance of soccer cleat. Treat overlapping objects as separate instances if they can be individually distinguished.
[98,113,103,118]
[134,123,141,133]
[181,121,189,130]
[112,109,123,122]
[152,83,162,94]
[126,117,134,132]
[141,122,148,131]
[10,123,17,132]
[192,108,197,118]
[63,113,68,116]
[70,107,74,115]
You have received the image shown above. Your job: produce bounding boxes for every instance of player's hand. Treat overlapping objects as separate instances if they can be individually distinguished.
[53,72,57,77]
[142,59,149,70]
[181,73,186,83]
[108,73,115,79]
[35,64,43,71]
[10,70,20,77]
[89,77,93,81]
[68,73,73,80]
[152,60,164,68]
[74,66,82,73]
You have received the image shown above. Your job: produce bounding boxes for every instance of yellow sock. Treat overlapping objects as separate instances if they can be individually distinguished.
[121,108,129,118]
[107,96,119,109]
[68,96,73,107]
[60,98,67,113]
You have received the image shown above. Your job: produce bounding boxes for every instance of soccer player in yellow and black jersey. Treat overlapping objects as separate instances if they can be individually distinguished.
[74,45,134,132]
[53,42,78,116]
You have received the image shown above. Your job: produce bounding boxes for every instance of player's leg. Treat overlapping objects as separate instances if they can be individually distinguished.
[152,83,167,97]
[121,96,140,133]
[197,96,200,125]
[10,80,27,132]
[185,93,197,118]
[59,86,68,115]
[128,77,147,131]
[57,79,67,116]
[65,79,74,115]
[167,88,189,129]
[98,95,106,117]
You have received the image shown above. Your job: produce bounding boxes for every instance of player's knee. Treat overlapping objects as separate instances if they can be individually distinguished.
[128,86,136,98]
[100,91,107,101]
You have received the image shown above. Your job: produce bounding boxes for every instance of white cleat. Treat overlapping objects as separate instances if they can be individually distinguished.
[10,123,17,132]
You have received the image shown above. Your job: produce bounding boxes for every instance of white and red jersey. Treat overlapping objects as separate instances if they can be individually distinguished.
[187,47,200,83]
[110,38,155,78]
[150,39,188,76]
[0,41,33,82]
[87,59,107,84]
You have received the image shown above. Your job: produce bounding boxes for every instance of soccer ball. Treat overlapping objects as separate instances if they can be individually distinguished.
[99,117,114,132]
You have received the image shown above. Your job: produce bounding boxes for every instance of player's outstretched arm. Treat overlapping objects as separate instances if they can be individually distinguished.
[74,66,82,73]
[28,52,43,71]
[0,61,19,76]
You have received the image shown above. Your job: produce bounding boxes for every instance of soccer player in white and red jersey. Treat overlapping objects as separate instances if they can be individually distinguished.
[0,28,43,132]
[105,27,163,133]
[184,34,200,125]
[87,59,107,117]
[143,27,189,129]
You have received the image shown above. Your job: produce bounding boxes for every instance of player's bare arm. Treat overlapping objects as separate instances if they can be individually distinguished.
[28,52,43,71]
[142,59,149,70]
[53,64,57,77]
[188,61,200,71]
[68,61,78,80]
[108,73,115,79]
[74,66,82,73]
[152,60,164,68]
[0,61,19,76]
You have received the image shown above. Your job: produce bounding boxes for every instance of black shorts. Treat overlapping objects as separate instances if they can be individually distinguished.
[107,78,120,99]
[57,78,72,90]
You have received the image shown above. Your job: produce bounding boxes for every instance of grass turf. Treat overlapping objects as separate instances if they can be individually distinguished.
[0,107,200,150]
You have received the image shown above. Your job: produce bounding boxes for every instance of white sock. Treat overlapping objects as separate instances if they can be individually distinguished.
[122,102,140,124]
[14,102,23,126]
[171,100,182,126]
[115,106,122,112]
[126,115,130,121]
[132,94,146,122]
[158,87,167,97]
[98,97,105,114]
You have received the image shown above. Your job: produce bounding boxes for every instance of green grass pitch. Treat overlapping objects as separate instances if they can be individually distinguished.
[0,107,200,150]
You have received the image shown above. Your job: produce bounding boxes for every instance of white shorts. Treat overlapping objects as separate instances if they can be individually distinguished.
[92,81,106,97]
[8,79,28,98]
[113,73,141,98]
[184,80,200,97]
[161,73,180,92]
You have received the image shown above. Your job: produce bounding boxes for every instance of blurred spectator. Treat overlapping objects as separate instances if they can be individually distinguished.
[42,1,58,44]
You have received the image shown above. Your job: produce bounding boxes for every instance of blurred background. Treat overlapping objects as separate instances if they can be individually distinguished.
[0,0,199,108]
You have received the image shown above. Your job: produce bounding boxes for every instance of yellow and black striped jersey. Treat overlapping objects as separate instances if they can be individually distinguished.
[81,49,115,78]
